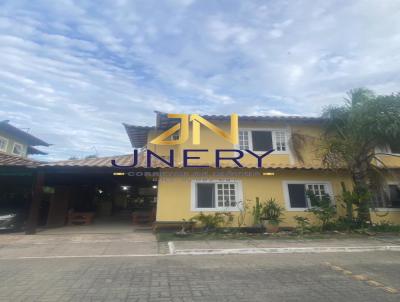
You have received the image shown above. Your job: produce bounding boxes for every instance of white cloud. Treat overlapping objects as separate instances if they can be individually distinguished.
[0,0,400,160]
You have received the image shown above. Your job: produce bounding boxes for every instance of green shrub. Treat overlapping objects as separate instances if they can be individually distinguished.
[338,182,372,228]
[332,217,363,231]
[261,198,285,225]
[293,216,310,235]
[252,197,264,226]
[191,212,233,232]
[370,221,400,232]
[306,191,336,231]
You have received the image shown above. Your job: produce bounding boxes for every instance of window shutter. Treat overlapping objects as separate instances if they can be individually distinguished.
[251,131,273,152]
[197,183,215,208]
[288,184,307,208]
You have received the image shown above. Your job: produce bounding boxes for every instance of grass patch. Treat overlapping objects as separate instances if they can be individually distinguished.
[156,230,373,242]
[157,232,268,242]
[369,221,400,233]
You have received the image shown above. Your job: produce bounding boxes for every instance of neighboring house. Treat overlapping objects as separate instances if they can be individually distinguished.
[0,121,50,232]
[0,120,50,158]
[123,112,400,226]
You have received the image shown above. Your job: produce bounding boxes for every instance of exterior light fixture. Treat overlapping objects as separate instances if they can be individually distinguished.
[113,172,125,176]
[121,186,129,191]
[152,185,157,189]
[262,172,275,176]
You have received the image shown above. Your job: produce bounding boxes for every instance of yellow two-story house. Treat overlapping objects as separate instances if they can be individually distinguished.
[124,112,400,227]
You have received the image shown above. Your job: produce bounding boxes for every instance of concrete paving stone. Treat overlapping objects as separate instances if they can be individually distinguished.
[1,233,400,301]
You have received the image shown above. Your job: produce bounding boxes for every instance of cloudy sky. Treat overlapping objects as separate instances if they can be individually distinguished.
[1,0,400,160]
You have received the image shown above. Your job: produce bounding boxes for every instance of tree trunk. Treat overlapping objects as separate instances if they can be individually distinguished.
[340,182,353,223]
[352,166,371,225]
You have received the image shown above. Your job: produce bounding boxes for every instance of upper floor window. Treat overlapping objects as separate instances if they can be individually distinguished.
[274,131,287,151]
[0,136,8,152]
[12,143,24,156]
[238,131,249,150]
[238,129,288,153]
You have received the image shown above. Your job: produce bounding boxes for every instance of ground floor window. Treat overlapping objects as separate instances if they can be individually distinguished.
[283,181,332,210]
[373,184,400,209]
[192,180,242,211]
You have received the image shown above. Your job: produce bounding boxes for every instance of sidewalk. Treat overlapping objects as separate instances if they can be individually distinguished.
[168,235,400,255]
[1,232,399,259]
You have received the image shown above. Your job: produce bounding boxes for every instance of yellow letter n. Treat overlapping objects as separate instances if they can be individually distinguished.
[190,114,238,145]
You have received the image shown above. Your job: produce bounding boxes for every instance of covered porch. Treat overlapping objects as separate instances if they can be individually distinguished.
[25,155,159,234]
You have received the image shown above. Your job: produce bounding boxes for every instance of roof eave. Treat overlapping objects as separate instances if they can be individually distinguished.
[0,121,50,146]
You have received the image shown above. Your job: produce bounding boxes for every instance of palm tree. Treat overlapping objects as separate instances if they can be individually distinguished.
[321,88,400,223]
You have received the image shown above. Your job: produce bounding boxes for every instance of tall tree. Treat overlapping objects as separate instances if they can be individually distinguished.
[321,88,400,223]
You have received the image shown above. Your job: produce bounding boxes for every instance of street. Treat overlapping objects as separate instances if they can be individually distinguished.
[0,250,399,302]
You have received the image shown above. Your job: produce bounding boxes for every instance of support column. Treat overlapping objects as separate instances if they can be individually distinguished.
[25,171,45,235]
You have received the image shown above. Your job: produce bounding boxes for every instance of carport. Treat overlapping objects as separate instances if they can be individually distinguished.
[0,153,40,231]
[25,155,159,234]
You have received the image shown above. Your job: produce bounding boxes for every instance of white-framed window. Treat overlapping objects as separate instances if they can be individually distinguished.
[238,131,249,150]
[191,179,243,211]
[12,142,24,156]
[0,136,8,152]
[283,181,333,211]
[238,129,288,153]
[274,131,287,151]
[306,184,327,200]
[373,183,400,209]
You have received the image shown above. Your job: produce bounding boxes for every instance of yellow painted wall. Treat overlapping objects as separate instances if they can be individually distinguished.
[147,118,400,226]
[370,211,400,224]
[156,168,357,227]
[376,154,400,168]
[146,121,324,168]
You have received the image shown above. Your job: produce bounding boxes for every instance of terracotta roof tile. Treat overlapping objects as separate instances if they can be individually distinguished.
[0,153,41,167]
[41,153,331,170]
[42,154,133,168]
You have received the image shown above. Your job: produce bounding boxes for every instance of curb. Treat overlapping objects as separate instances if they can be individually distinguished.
[168,241,176,254]
[172,245,400,255]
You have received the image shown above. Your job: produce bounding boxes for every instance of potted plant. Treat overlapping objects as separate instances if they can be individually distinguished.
[261,198,284,233]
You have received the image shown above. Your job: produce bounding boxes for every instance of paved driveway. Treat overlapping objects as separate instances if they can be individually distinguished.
[0,232,165,259]
[0,251,399,302]
[0,233,399,301]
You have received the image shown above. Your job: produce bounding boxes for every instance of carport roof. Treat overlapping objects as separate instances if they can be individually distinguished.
[0,153,41,168]
[41,154,135,168]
